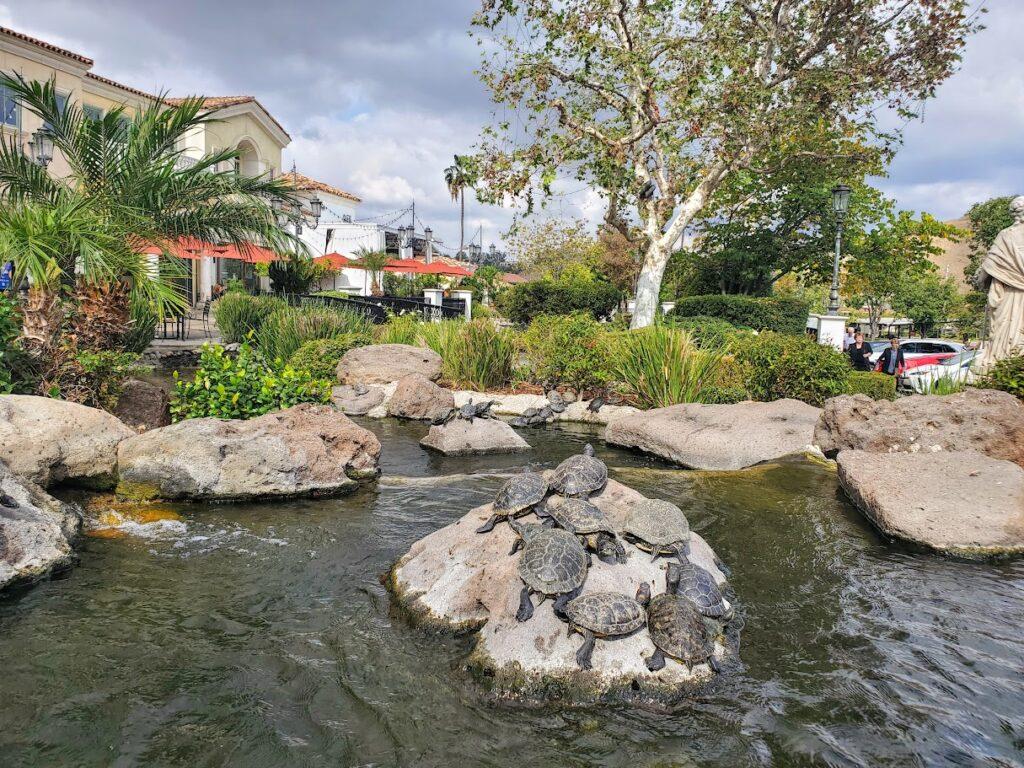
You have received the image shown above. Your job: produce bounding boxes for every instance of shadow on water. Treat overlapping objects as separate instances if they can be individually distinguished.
[1,419,1022,767]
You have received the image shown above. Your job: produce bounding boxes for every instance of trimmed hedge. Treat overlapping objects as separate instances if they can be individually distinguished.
[732,331,850,406]
[498,279,621,324]
[670,295,809,335]
[288,334,368,381]
[846,371,896,400]
[668,315,747,349]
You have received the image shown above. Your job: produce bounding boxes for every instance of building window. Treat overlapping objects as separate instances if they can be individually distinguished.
[83,104,103,120]
[43,91,69,131]
[0,83,19,128]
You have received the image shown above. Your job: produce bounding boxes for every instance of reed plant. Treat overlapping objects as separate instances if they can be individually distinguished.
[255,303,371,362]
[213,293,286,343]
[374,312,422,345]
[437,320,518,391]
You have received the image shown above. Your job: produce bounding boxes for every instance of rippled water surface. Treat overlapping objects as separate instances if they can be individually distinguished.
[1,419,1022,767]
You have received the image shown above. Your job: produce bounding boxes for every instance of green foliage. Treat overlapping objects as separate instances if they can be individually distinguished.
[846,371,896,400]
[0,294,28,393]
[498,275,621,323]
[923,377,966,396]
[122,295,160,354]
[612,325,726,409]
[381,272,441,298]
[891,271,962,337]
[375,313,425,345]
[171,341,331,421]
[268,254,333,295]
[255,303,371,362]
[225,278,247,294]
[965,196,1017,277]
[287,334,368,381]
[213,293,286,344]
[733,331,850,406]
[59,350,147,410]
[437,320,518,391]
[979,354,1024,400]
[521,313,612,392]
[670,294,809,335]
[666,315,747,350]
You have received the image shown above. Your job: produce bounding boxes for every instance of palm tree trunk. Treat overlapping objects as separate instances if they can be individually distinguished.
[459,189,465,255]
[21,286,62,351]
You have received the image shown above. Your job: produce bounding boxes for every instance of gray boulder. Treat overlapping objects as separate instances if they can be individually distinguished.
[112,378,171,432]
[816,389,1024,468]
[605,399,821,470]
[336,343,442,385]
[331,384,385,416]
[387,374,455,421]
[420,418,530,455]
[0,462,81,591]
[837,449,1024,558]
[116,403,381,502]
[0,395,134,488]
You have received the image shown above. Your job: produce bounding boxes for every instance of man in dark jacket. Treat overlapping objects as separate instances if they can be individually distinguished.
[876,336,906,376]
[847,332,874,371]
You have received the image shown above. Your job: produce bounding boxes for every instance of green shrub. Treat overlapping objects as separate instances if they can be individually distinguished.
[667,315,748,350]
[287,334,368,381]
[122,295,160,354]
[213,293,286,343]
[171,341,331,421]
[612,325,727,408]
[733,331,850,406]
[498,278,621,324]
[846,371,897,400]
[438,320,518,391]
[521,314,612,392]
[415,319,464,358]
[979,354,1024,400]
[255,303,371,362]
[375,313,424,345]
[670,295,809,335]
[0,294,24,394]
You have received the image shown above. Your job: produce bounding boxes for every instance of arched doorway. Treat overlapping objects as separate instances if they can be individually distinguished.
[235,139,262,177]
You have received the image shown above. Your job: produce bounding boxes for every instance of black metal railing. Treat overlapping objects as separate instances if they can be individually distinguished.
[285,293,465,323]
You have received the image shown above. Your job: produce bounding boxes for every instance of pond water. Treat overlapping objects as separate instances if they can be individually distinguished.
[1,420,1022,767]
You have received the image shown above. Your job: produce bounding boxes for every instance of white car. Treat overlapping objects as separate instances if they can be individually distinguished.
[866,338,965,365]
[900,349,978,393]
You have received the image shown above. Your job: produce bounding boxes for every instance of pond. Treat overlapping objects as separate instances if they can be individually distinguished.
[1,420,1022,767]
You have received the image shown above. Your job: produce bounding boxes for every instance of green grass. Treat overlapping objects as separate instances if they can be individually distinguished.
[254,303,372,362]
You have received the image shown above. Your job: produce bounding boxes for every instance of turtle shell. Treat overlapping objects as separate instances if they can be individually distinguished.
[543,497,613,535]
[565,592,646,637]
[622,499,690,549]
[550,445,608,497]
[517,527,588,595]
[493,472,548,515]
[676,562,730,619]
[646,593,715,666]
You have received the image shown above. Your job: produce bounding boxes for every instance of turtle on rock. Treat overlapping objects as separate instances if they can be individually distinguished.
[541,496,626,564]
[644,565,720,673]
[621,498,692,562]
[476,470,548,534]
[433,398,496,426]
[671,561,734,621]
[547,391,568,413]
[563,585,650,670]
[510,520,589,622]
[549,444,608,499]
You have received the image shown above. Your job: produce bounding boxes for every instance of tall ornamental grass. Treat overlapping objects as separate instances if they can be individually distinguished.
[374,313,422,345]
[437,320,518,391]
[213,293,286,343]
[613,325,726,409]
[255,303,372,362]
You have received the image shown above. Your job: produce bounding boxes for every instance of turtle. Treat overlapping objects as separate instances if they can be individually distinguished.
[563,585,650,670]
[476,470,549,534]
[509,416,530,428]
[528,405,555,425]
[510,520,589,622]
[521,407,541,419]
[352,382,369,396]
[669,560,734,621]
[549,444,608,499]
[586,395,605,413]
[547,391,568,413]
[541,496,626,564]
[620,498,691,562]
[644,567,720,673]
[433,398,497,426]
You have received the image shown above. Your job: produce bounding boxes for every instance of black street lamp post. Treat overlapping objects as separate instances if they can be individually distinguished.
[828,184,852,315]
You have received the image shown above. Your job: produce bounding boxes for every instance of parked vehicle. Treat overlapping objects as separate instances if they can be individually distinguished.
[900,349,977,393]
[867,338,965,365]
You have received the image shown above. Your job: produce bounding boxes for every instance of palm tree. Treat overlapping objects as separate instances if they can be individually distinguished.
[353,247,391,296]
[0,73,303,349]
[444,155,476,258]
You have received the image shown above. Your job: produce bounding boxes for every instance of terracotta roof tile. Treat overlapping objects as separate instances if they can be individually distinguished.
[0,26,92,65]
[166,95,290,141]
[281,170,361,203]
[83,72,156,101]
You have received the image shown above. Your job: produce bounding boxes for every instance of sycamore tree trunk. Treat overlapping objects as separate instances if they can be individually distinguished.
[631,241,673,329]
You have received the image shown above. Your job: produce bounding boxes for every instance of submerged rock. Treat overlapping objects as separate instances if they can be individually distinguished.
[0,395,134,489]
[605,399,820,471]
[815,390,1024,468]
[336,343,442,385]
[112,378,171,433]
[837,449,1024,558]
[116,404,381,502]
[390,477,735,703]
[420,418,530,456]
[331,384,385,416]
[387,374,455,421]
[0,462,81,591]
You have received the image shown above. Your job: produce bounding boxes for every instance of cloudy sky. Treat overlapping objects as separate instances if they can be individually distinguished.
[3,0,1020,250]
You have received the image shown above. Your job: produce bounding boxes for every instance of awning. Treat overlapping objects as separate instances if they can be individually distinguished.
[138,238,279,263]
[419,261,472,277]
[315,252,355,269]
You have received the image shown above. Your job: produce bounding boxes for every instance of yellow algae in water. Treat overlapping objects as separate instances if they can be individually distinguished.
[85,499,183,537]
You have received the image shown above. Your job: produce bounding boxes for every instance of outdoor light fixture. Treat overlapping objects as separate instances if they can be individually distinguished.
[827,184,853,314]
[308,192,323,229]
[28,128,53,168]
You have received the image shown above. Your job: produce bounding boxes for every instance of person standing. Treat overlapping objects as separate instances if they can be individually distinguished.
[843,326,856,351]
[876,336,906,376]
[847,332,873,371]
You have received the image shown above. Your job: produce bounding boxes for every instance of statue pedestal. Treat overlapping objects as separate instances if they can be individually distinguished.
[814,314,848,351]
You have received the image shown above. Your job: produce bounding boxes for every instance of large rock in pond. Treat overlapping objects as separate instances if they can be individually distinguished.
[837,449,1024,558]
[116,404,381,502]
[606,399,820,471]
[420,418,530,456]
[0,462,82,591]
[336,343,442,385]
[331,384,386,416]
[387,374,455,421]
[0,395,134,489]
[112,378,171,433]
[390,477,735,703]
[816,389,1024,467]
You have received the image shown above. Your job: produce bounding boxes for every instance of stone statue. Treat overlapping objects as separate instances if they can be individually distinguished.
[975,196,1024,369]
